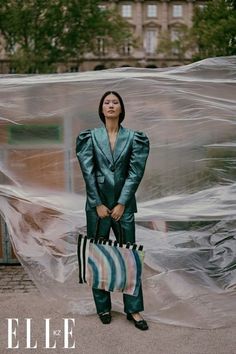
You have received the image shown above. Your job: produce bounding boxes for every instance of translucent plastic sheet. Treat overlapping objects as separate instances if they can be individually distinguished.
[0,56,236,328]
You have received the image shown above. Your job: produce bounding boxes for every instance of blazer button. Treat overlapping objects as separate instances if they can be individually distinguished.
[110,165,115,172]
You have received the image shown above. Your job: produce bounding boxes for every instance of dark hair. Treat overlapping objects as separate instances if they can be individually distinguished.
[98,91,125,125]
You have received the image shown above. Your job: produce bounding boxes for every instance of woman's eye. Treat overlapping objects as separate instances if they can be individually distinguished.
[104,100,119,104]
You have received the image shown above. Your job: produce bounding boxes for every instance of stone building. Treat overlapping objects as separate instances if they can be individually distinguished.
[80,0,209,71]
[0,0,208,73]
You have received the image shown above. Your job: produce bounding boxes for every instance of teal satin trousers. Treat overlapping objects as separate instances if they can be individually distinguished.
[86,210,144,315]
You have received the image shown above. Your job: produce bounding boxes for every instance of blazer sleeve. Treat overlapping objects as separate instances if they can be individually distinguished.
[117,131,150,207]
[76,129,102,208]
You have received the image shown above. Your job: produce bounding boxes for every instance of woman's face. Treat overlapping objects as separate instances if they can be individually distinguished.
[102,93,121,121]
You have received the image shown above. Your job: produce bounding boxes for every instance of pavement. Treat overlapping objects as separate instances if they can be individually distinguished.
[0,265,39,294]
[0,265,236,354]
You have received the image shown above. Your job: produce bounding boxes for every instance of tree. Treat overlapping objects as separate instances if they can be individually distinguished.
[192,0,236,60]
[158,0,236,62]
[0,0,132,73]
[158,24,196,61]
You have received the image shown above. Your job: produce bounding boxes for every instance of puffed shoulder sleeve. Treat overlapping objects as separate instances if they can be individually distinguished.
[76,129,91,156]
[133,131,150,157]
[75,129,102,208]
[117,131,150,206]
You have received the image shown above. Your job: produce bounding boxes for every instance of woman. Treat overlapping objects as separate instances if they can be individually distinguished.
[76,91,149,330]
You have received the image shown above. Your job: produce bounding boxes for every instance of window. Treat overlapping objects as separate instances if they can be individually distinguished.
[8,125,62,144]
[171,30,179,42]
[144,30,157,54]
[173,5,183,17]
[122,4,132,18]
[171,29,180,54]
[96,37,106,55]
[147,4,157,18]
[122,39,132,55]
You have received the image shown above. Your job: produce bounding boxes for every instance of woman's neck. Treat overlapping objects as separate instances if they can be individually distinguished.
[105,119,119,133]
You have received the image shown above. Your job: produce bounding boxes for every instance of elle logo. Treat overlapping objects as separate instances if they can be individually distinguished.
[7,318,75,349]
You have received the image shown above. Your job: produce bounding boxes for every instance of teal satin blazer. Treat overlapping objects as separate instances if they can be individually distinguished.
[76,125,149,212]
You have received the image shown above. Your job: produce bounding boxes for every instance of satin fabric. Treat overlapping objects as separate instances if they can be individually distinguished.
[76,125,150,212]
[76,124,149,314]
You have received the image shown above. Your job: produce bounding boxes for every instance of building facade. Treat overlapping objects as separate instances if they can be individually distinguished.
[81,0,209,71]
[0,0,208,73]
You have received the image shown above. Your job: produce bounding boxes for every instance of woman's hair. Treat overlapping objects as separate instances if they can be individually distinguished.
[98,91,125,124]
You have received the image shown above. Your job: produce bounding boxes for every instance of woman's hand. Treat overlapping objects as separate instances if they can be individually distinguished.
[96,204,111,219]
[111,204,125,221]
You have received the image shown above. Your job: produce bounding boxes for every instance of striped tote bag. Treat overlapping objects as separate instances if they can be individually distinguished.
[77,221,144,296]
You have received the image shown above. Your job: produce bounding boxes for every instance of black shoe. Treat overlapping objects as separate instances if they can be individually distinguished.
[127,313,149,330]
[99,312,112,324]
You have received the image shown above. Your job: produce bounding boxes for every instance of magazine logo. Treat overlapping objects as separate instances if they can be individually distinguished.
[6,318,75,349]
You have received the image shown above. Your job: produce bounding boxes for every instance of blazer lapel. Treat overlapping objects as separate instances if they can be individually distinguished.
[113,125,131,163]
[93,126,113,164]
[93,125,131,164]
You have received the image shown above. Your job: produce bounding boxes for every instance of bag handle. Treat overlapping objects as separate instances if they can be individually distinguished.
[95,217,124,246]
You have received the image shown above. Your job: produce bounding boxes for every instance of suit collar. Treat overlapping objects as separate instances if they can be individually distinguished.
[113,125,131,163]
[93,125,130,164]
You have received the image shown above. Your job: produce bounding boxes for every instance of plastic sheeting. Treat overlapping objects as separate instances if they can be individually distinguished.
[0,56,236,328]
